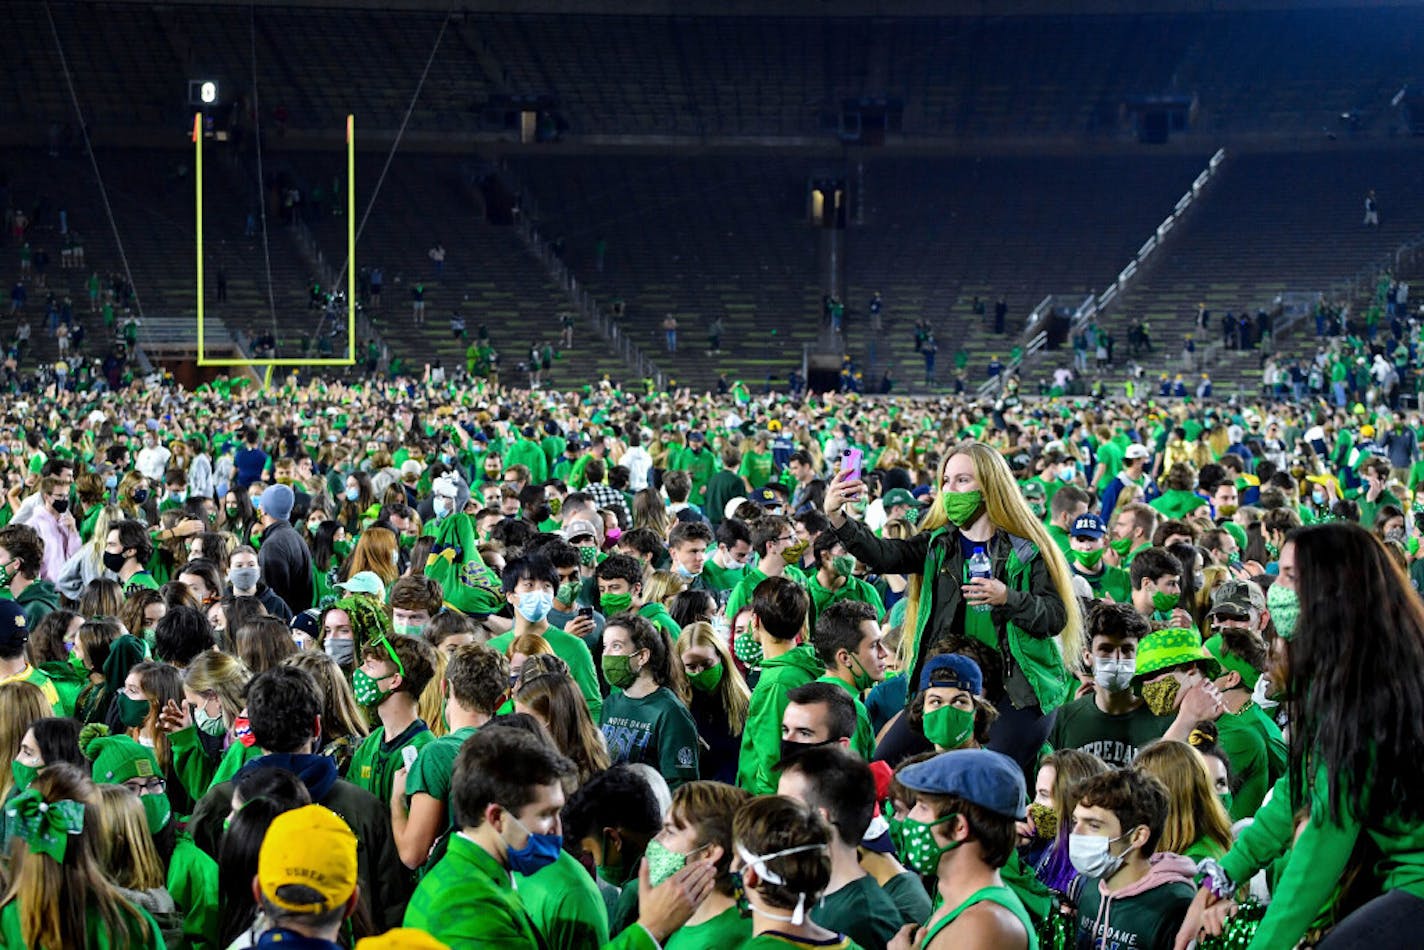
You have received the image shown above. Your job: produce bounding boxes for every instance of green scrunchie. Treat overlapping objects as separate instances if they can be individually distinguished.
[2,788,86,863]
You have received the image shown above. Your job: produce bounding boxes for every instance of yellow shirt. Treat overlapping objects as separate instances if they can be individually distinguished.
[0,665,61,712]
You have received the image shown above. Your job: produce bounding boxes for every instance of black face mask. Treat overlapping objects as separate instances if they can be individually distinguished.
[51,499,69,514]
[132,488,150,504]
[778,736,836,768]
[103,551,128,573]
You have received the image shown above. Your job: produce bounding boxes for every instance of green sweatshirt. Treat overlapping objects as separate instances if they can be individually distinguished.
[169,833,220,950]
[1216,702,1287,821]
[736,644,825,794]
[1221,766,1424,949]
[724,564,808,626]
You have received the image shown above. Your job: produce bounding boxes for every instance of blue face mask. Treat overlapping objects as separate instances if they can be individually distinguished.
[502,810,562,876]
[345,486,360,502]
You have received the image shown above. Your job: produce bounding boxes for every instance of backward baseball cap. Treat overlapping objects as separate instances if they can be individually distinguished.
[1209,579,1265,618]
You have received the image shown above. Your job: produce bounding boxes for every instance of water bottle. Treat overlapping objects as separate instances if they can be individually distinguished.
[968,546,992,613]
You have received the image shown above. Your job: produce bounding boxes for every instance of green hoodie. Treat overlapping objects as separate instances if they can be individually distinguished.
[638,601,681,642]
[15,579,59,629]
[736,643,824,794]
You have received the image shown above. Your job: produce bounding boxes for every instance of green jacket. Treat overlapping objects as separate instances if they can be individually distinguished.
[169,833,220,950]
[1222,765,1424,949]
[835,518,1070,713]
[37,660,85,718]
[736,644,825,794]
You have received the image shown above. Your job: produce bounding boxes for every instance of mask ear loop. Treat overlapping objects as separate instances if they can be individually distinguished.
[790,892,808,926]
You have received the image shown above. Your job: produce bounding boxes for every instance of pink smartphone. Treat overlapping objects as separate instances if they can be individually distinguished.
[842,448,863,482]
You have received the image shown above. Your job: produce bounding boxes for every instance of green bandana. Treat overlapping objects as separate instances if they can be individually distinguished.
[600,592,634,615]
[900,813,961,875]
[1151,590,1180,613]
[1266,582,1298,639]
[2,789,85,862]
[1108,537,1133,556]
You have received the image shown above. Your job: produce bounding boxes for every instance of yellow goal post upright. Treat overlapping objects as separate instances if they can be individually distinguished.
[194,112,357,370]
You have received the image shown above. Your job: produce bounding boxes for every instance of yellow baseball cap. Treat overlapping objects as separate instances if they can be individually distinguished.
[356,931,451,950]
[257,805,358,915]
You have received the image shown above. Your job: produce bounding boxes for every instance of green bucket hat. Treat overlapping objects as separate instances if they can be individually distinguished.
[1203,633,1261,690]
[1132,627,1220,688]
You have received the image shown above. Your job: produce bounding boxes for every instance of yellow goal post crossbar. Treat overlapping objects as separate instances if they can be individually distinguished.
[194,112,356,366]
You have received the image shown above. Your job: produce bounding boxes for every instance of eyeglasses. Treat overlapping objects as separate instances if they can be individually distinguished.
[123,777,166,795]
[776,536,796,544]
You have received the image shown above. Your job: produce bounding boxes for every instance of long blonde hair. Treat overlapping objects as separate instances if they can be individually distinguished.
[1,764,155,949]
[0,682,52,800]
[677,621,750,734]
[1135,739,1234,858]
[902,442,1082,671]
[93,784,168,890]
[183,651,252,726]
[419,648,449,738]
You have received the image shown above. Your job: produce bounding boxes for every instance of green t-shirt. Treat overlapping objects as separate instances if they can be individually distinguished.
[665,904,752,950]
[1216,701,1287,821]
[348,719,434,805]
[738,451,775,490]
[488,625,603,722]
[1047,694,1170,769]
[124,571,160,594]
[812,874,901,950]
[404,725,478,833]
[699,556,747,594]
[599,687,700,789]
[882,871,934,928]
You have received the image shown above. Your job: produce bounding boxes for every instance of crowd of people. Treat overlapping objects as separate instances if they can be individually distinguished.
[0,374,1421,950]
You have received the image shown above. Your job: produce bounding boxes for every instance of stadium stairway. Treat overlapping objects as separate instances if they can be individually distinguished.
[1090,146,1424,398]
[275,149,629,389]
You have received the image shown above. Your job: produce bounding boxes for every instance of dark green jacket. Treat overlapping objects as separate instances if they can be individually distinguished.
[835,518,1070,712]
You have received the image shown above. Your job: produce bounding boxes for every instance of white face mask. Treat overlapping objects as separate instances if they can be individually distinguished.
[734,842,827,925]
[1251,674,1279,710]
[1069,831,1135,879]
[1092,657,1135,693]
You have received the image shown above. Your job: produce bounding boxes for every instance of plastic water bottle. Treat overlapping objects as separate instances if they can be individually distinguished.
[968,546,992,612]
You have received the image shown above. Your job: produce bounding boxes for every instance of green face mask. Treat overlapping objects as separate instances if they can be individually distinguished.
[1218,791,1234,815]
[1151,590,1180,613]
[1141,677,1182,716]
[1027,802,1058,841]
[687,663,724,692]
[847,655,876,692]
[733,633,763,667]
[601,653,640,690]
[900,812,961,875]
[556,581,580,606]
[1072,547,1105,570]
[922,703,975,750]
[10,759,38,792]
[600,592,634,615]
[68,650,87,675]
[225,506,240,519]
[1266,582,1299,640]
[1109,536,1134,556]
[940,490,983,527]
[116,693,151,729]
[578,545,599,567]
[142,791,173,835]
[393,622,424,639]
[351,668,393,707]
[830,554,856,578]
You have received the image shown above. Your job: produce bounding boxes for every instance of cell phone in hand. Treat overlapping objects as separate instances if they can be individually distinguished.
[841,448,863,482]
[402,745,419,771]
[578,606,594,620]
